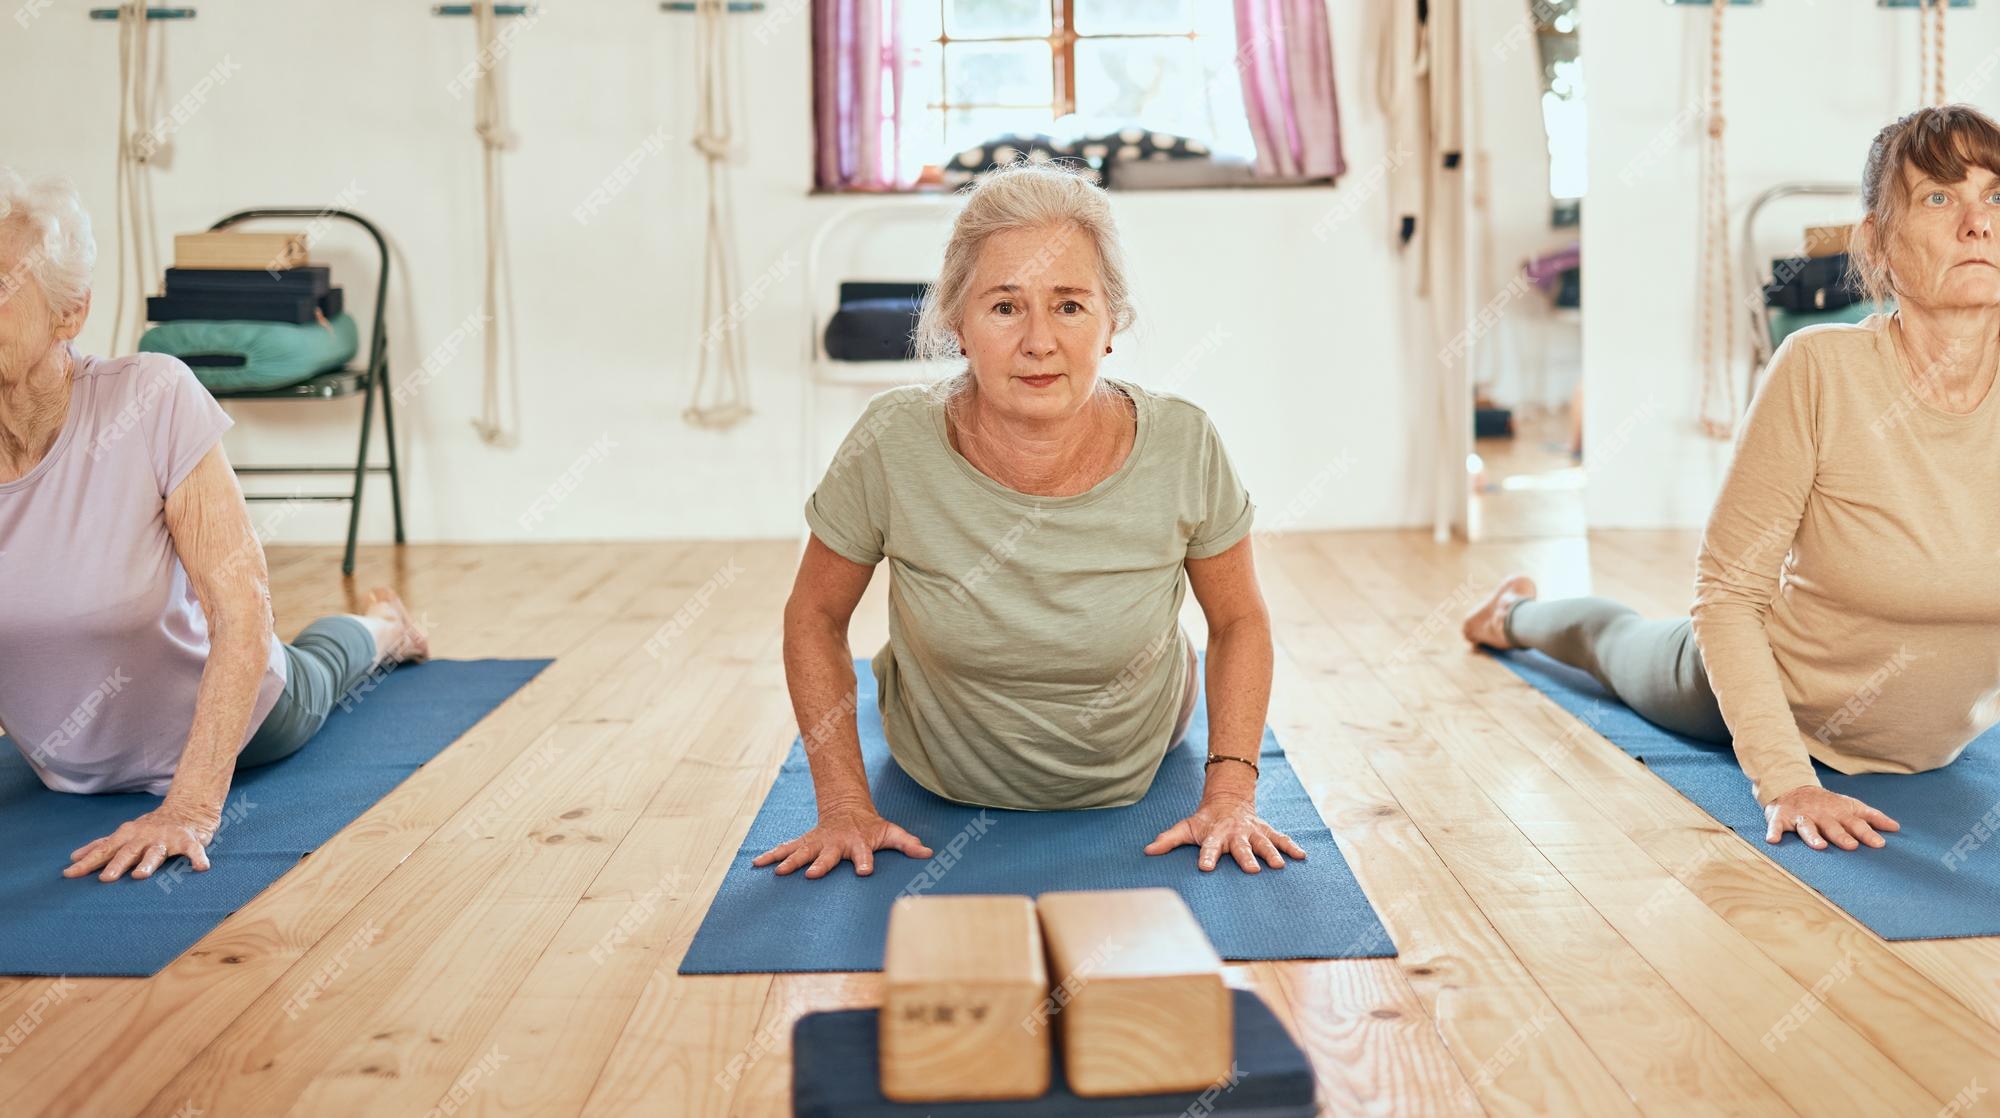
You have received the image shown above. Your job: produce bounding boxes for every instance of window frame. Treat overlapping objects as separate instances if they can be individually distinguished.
[817,1,1312,195]
[926,0,1201,122]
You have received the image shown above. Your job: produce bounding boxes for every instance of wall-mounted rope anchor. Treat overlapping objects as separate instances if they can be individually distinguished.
[87,7,195,18]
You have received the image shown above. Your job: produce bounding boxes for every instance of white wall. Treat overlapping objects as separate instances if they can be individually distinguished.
[0,0,1434,544]
[1582,0,2000,528]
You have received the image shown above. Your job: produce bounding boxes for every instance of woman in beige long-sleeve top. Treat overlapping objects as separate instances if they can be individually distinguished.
[1461,104,2000,855]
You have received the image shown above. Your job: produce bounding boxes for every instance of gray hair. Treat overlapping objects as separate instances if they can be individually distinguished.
[0,167,96,318]
[913,161,1137,404]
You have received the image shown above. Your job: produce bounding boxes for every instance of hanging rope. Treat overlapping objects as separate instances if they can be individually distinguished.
[1696,0,1736,440]
[1921,0,1948,106]
[112,2,166,353]
[470,0,522,447]
[683,0,753,429]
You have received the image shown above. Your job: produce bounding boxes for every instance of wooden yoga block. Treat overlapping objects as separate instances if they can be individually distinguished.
[879,893,1051,1103]
[1804,223,1854,258]
[1034,888,1232,1097]
[172,231,309,271]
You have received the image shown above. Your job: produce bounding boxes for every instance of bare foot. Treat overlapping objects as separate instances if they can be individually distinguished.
[363,587,431,664]
[1462,575,1537,649]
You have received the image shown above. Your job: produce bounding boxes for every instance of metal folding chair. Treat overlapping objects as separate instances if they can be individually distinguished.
[199,208,407,575]
[1739,183,1863,404]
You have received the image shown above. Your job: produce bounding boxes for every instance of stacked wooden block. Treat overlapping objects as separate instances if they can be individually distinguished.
[151,232,342,325]
[170,231,309,271]
[879,888,1233,1103]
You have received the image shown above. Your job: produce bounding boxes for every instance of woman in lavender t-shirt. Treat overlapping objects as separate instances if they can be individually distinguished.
[0,169,430,883]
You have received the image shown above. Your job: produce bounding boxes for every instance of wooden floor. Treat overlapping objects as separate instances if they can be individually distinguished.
[4,531,1997,1117]
[1469,405,1585,541]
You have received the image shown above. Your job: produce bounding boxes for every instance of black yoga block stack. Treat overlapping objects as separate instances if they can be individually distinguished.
[148,265,343,325]
[824,281,928,362]
[1763,253,1857,313]
[790,988,1318,1117]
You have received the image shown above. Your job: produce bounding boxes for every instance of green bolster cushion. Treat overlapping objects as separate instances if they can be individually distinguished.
[1767,302,1888,350]
[139,312,360,393]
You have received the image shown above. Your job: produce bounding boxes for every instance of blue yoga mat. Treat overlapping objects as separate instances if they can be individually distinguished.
[0,658,551,977]
[1492,648,2000,941]
[679,657,1394,974]
[791,988,1316,1117]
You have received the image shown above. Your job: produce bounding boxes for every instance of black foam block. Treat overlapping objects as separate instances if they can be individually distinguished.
[791,987,1317,1117]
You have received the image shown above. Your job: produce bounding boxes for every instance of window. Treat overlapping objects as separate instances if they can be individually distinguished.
[896,0,1251,182]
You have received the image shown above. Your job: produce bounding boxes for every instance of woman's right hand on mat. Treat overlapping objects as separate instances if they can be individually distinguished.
[63,803,217,882]
[751,803,935,878]
[1763,785,1901,851]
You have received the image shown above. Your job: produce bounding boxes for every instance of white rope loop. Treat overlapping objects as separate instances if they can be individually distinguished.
[1697,0,1737,440]
[684,0,753,429]
[1923,0,1948,106]
[470,0,522,447]
[112,2,165,353]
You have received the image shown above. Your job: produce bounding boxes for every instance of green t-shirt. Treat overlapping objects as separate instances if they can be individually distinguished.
[803,375,1256,811]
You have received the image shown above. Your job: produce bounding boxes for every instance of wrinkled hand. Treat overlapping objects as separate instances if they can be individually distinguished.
[1144,794,1307,873]
[1764,785,1900,851]
[751,803,934,879]
[64,804,219,882]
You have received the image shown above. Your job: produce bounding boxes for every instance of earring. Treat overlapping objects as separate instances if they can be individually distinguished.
[959,347,967,356]
[1104,346,1113,354]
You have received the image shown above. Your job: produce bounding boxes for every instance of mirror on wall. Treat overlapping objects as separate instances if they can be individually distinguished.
[1466,0,1586,540]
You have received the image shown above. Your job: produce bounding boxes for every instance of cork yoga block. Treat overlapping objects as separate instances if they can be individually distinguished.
[1034,888,1233,1098]
[172,231,310,271]
[879,893,1052,1103]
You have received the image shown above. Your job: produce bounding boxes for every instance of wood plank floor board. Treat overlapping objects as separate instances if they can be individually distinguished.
[1256,542,1644,1117]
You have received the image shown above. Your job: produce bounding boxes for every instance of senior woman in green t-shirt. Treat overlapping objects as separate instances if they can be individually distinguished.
[755,162,1306,880]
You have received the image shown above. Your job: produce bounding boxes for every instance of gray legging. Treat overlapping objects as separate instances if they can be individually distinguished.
[236,616,379,769]
[1504,597,1733,743]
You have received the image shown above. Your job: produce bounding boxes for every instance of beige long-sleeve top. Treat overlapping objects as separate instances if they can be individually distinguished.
[1691,313,2000,806]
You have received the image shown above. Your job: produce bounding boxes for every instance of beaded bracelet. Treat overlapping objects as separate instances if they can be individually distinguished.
[1203,752,1259,776]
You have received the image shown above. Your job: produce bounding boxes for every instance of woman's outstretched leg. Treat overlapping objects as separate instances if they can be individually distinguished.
[1462,576,1730,743]
[236,588,431,769]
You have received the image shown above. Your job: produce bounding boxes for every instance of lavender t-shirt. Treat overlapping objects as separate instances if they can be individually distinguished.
[0,349,287,795]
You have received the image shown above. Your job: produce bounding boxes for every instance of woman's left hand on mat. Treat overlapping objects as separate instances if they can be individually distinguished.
[1144,794,1307,873]
[63,805,219,883]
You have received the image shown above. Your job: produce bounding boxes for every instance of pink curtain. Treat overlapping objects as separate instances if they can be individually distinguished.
[814,0,908,191]
[1232,0,1346,180]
